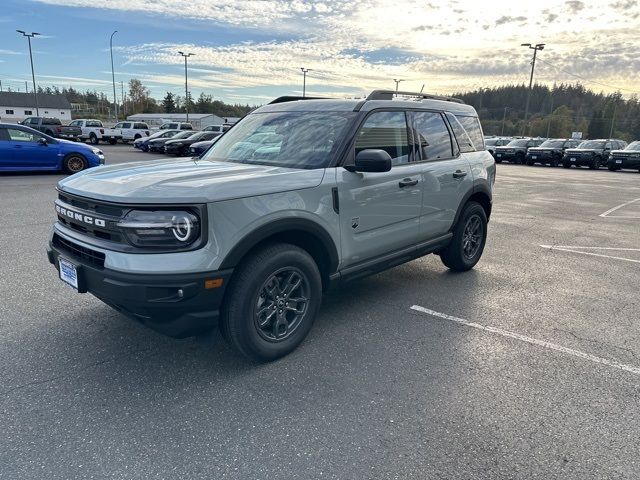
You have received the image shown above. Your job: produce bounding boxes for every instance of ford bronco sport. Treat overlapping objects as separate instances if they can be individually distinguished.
[47,90,495,362]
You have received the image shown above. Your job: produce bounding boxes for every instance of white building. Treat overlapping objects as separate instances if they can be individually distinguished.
[126,113,226,130]
[0,92,72,123]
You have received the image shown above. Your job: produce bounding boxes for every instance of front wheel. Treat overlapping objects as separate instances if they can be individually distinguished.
[221,243,322,362]
[63,154,87,174]
[439,201,488,272]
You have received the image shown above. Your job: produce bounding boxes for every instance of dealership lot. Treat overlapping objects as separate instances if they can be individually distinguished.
[1,149,639,479]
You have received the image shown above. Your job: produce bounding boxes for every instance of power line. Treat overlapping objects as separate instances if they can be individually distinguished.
[537,58,640,95]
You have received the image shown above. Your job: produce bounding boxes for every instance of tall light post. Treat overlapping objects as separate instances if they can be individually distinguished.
[16,30,40,116]
[521,43,545,136]
[300,67,311,97]
[179,51,194,122]
[110,30,118,122]
[393,79,404,95]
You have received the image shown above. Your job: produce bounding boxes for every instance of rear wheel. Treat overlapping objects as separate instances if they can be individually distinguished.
[439,201,487,272]
[495,158,502,164]
[562,162,571,169]
[63,154,87,174]
[221,243,322,362]
[89,133,99,145]
[516,153,525,165]
[108,138,117,145]
[589,157,601,169]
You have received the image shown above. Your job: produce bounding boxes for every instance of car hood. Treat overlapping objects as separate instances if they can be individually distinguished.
[611,149,640,155]
[565,148,599,153]
[58,138,97,153]
[57,157,326,204]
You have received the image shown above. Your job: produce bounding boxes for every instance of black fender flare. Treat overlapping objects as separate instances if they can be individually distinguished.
[219,218,339,273]
[451,181,492,229]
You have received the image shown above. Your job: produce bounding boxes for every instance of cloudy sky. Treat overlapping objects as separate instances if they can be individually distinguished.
[1,0,639,104]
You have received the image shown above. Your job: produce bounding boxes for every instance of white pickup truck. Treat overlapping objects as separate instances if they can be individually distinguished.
[113,121,151,143]
[69,119,122,145]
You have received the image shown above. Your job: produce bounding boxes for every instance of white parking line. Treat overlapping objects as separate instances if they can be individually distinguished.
[410,305,640,376]
[539,245,640,264]
[600,198,640,218]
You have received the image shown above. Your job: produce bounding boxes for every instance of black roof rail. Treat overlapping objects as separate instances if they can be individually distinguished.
[268,96,330,104]
[366,89,465,104]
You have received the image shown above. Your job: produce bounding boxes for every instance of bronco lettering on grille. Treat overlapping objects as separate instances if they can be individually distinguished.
[55,205,106,228]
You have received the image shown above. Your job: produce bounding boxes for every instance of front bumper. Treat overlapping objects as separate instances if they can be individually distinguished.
[563,154,594,166]
[526,151,559,164]
[494,151,521,162]
[47,233,232,338]
[608,156,640,169]
[164,145,185,154]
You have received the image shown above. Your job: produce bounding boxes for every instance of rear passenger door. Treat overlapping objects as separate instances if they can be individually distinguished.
[337,110,424,267]
[412,111,474,238]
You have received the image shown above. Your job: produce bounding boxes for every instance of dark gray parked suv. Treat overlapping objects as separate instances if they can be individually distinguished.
[47,90,495,361]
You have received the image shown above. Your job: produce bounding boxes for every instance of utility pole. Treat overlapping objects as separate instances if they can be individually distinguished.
[16,30,41,116]
[546,95,554,138]
[520,43,545,136]
[0,80,2,92]
[393,79,404,95]
[110,30,118,122]
[501,107,508,136]
[300,67,311,97]
[178,51,194,122]
[121,81,125,118]
[609,102,617,138]
[25,81,28,93]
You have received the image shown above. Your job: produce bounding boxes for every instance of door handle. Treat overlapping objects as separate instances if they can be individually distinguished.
[399,178,419,188]
[453,170,467,179]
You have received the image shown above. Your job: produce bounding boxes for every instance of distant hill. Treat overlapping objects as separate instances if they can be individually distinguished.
[454,83,640,140]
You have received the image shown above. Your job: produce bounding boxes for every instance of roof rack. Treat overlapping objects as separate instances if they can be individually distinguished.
[366,90,464,104]
[268,96,330,105]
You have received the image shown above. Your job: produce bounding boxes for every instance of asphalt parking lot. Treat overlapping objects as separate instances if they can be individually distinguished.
[1,146,640,479]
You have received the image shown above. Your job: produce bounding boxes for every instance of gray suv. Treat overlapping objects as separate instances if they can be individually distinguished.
[47,90,495,361]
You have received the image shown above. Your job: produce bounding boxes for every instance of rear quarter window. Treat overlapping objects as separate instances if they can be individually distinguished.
[454,115,484,151]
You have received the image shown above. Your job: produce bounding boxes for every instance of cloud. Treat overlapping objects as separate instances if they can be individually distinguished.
[25,0,640,99]
[0,49,22,55]
[565,0,585,13]
[495,15,528,26]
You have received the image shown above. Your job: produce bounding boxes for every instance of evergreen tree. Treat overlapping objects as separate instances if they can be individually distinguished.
[162,92,176,113]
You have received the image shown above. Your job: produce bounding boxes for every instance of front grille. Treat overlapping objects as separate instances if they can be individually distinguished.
[53,233,105,268]
[56,192,125,244]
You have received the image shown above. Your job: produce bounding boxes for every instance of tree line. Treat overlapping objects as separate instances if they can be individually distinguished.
[455,83,640,140]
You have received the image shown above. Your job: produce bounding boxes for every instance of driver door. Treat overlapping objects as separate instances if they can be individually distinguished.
[5,128,58,169]
[336,110,423,268]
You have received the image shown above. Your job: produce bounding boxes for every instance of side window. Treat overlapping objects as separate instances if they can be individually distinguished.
[355,111,409,166]
[455,115,484,150]
[605,142,612,150]
[114,122,124,129]
[7,128,39,142]
[445,113,474,153]
[0,129,10,141]
[412,111,453,161]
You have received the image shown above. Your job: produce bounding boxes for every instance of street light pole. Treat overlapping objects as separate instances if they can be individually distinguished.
[501,107,508,136]
[393,79,404,95]
[16,30,40,116]
[300,68,311,97]
[179,51,194,123]
[521,43,545,136]
[110,30,118,122]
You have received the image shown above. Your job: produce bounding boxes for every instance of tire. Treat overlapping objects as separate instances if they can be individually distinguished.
[526,159,534,166]
[221,243,322,362]
[562,162,571,169]
[109,139,117,145]
[589,157,601,170]
[89,133,99,145]
[608,165,617,171]
[439,201,488,272]
[495,158,502,164]
[516,153,525,165]
[134,134,141,140]
[63,154,87,174]
[551,158,559,167]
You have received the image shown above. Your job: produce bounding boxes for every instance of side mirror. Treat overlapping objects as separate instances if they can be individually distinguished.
[37,137,48,146]
[345,149,392,173]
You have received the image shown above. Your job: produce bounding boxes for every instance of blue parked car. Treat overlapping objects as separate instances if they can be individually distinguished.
[0,123,104,173]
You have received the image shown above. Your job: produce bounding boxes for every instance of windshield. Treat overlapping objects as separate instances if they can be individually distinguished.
[540,140,564,148]
[578,140,605,149]
[507,139,529,147]
[485,139,499,146]
[171,131,195,140]
[625,141,640,151]
[201,111,354,169]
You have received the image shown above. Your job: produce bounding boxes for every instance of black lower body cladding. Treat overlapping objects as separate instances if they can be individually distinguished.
[608,157,640,170]
[47,237,232,338]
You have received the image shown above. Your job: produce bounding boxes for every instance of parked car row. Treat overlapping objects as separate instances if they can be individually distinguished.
[133,129,221,156]
[488,136,639,172]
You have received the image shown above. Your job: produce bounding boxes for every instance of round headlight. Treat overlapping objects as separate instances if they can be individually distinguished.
[172,214,193,242]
